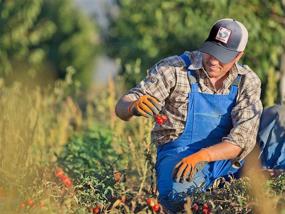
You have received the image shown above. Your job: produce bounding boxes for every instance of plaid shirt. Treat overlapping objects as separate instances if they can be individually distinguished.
[126,51,263,161]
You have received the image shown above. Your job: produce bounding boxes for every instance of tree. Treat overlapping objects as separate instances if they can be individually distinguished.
[37,0,99,88]
[0,0,44,74]
[0,0,99,88]
[279,0,285,104]
[107,0,285,103]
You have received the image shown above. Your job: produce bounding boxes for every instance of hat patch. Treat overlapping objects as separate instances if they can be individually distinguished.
[215,27,231,44]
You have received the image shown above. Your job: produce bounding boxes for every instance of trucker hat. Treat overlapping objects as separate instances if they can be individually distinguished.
[199,18,248,64]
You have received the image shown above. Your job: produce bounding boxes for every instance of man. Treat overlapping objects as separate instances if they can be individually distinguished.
[258,105,285,171]
[115,18,263,212]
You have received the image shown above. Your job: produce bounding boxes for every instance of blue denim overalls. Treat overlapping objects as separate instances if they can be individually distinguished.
[156,54,242,212]
[258,105,285,169]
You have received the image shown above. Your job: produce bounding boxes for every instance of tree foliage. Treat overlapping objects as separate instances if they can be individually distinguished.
[0,0,44,74]
[0,0,98,88]
[107,0,285,99]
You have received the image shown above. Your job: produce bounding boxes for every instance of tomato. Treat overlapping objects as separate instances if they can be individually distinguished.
[55,168,64,177]
[63,178,73,188]
[202,208,209,214]
[161,115,168,121]
[60,174,72,187]
[146,198,154,206]
[155,114,168,125]
[20,203,25,208]
[146,198,156,207]
[203,203,209,209]
[27,199,33,206]
[191,203,199,212]
[202,203,211,214]
[59,175,68,181]
[152,203,160,212]
[92,206,100,214]
[157,120,163,125]
[155,116,164,125]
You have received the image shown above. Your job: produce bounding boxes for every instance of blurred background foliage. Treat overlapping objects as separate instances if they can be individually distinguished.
[107,0,285,104]
[0,0,99,89]
[0,0,284,103]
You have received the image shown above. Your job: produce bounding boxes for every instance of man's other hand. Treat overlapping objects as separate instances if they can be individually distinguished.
[128,95,161,118]
[173,150,210,183]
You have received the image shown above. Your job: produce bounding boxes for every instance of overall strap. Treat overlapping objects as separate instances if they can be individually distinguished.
[179,52,191,68]
[179,52,199,92]
[229,74,242,99]
[232,74,242,87]
[187,70,199,92]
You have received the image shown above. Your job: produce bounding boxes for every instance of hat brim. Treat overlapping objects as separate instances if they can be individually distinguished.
[199,41,240,64]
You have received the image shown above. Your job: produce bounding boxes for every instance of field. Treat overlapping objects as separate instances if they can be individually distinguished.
[0,72,284,214]
[0,0,285,213]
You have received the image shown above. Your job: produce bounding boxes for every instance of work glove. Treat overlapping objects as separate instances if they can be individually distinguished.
[173,149,211,183]
[128,95,161,118]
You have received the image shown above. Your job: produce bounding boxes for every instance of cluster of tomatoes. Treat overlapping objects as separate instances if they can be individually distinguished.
[146,198,160,213]
[191,202,211,214]
[19,199,45,209]
[154,114,168,125]
[55,168,73,188]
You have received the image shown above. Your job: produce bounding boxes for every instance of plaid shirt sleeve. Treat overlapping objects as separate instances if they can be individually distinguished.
[125,56,179,105]
[223,70,263,162]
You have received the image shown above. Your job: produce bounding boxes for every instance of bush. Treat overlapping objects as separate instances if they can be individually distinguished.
[57,124,128,211]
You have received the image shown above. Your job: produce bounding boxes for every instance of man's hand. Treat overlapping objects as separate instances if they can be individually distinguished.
[173,149,211,183]
[173,141,242,182]
[128,95,161,118]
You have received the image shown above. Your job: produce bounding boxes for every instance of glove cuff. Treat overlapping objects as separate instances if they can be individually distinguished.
[198,148,212,162]
[127,101,135,114]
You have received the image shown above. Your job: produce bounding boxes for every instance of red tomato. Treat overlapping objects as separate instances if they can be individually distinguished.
[202,203,211,214]
[202,207,210,214]
[146,198,154,206]
[92,206,100,214]
[203,203,209,209]
[192,203,199,212]
[155,116,163,125]
[20,203,25,208]
[27,199,33,206]
[60,174,73,187]
[155,114,168,125]
[60,175,68,181]
[161,115,168,121]
[55,168,64,177]
[152,203,160,212]
[63,178,73,188]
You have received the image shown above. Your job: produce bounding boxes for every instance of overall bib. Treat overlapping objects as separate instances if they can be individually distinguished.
[156,55,242,212]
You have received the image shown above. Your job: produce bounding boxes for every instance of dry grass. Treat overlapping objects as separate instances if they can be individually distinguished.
[0,71,81,213]
[0,72,284,213]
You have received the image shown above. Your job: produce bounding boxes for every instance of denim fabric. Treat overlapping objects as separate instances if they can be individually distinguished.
[156,68,242,213]
[258,105,285,169]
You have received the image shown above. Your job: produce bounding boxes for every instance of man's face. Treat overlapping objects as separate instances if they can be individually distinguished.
[202,52,243,79]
